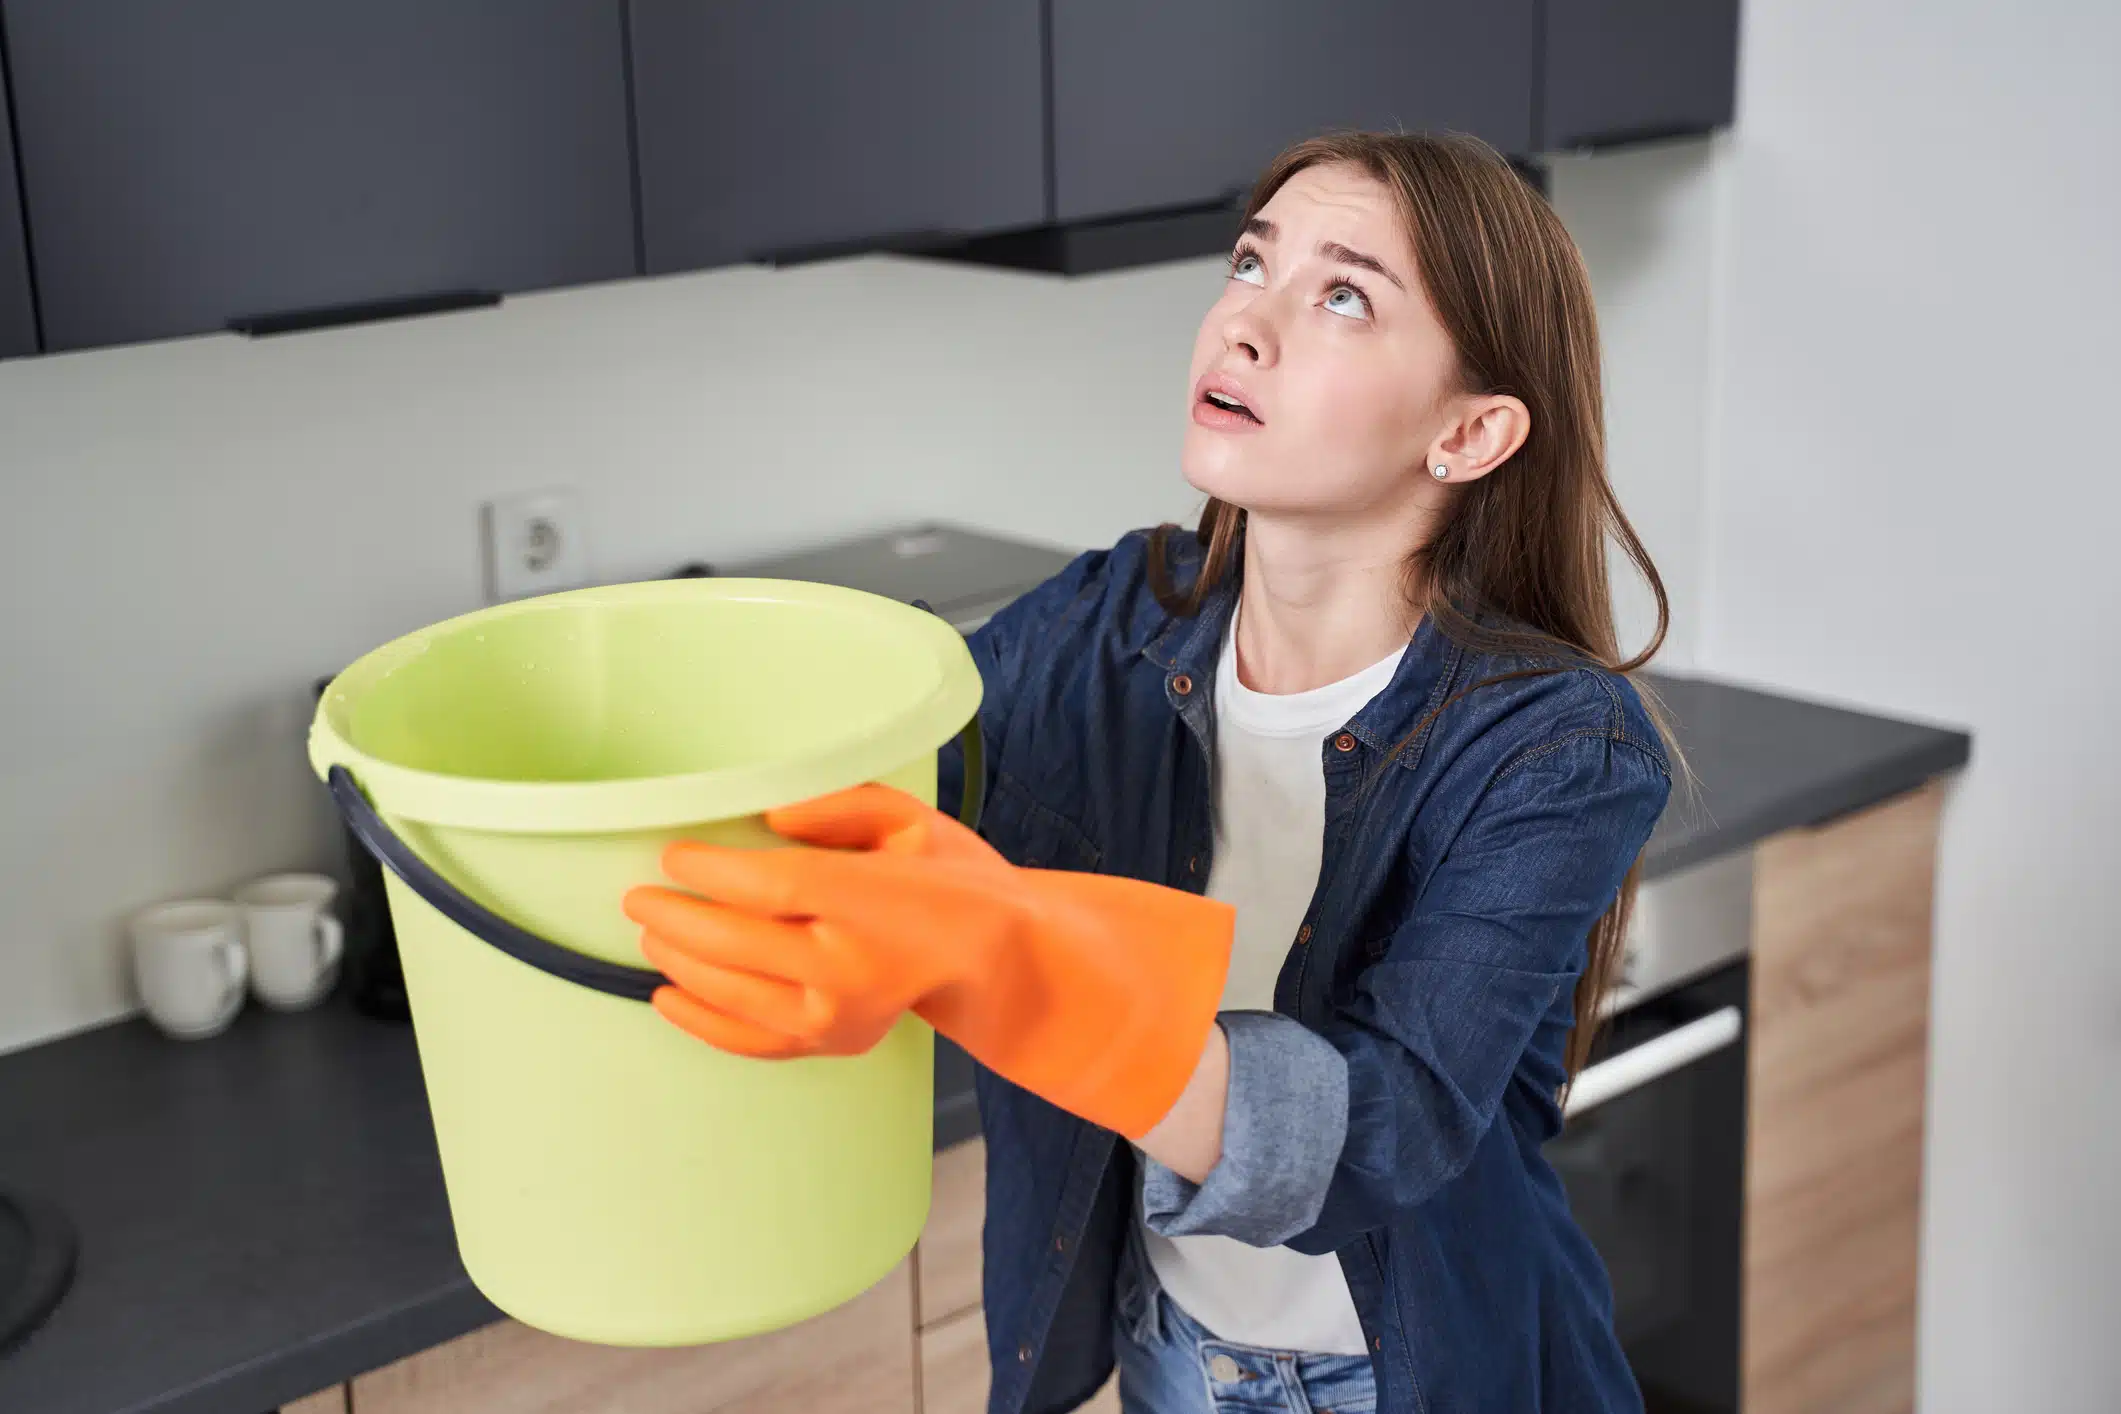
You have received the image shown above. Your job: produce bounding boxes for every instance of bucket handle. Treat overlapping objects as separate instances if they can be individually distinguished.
[325,719,985,1004]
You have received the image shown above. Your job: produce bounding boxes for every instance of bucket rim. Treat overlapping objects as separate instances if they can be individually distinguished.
[307,577,983,835]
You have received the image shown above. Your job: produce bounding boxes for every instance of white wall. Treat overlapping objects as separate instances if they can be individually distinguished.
[1699,2,2121,1409]
[0,255,1222,1051]
[1551,139,1727,670]
[0,173,1717,1056]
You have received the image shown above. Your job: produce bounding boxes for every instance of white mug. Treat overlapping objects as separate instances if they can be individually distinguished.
[235,873,345,1011]
[129,900,250,1040]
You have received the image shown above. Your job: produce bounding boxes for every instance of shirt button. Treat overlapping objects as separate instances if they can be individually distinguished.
[1209,1354,1243,1383]
[1334,731,1357,752]
[1172,673,1195,696]
[1296,924,1312,945]
[1185,855,1200,874]
[1053,1234,1067,1252]
[1018,1343,1033,1363]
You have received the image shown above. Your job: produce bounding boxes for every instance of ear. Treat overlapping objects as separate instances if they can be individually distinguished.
[1425,393,1531,485]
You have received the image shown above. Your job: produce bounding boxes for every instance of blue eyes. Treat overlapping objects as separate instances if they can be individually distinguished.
[1324,285,1370,319]
[1226,249,1370,320]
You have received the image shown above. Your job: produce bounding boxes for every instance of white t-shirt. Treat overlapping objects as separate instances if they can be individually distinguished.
[1141,613,1407,1356]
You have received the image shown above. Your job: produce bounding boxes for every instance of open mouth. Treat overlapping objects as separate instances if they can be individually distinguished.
[1200,389,1261,423]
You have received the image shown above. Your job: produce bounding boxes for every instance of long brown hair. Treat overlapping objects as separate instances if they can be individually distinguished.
[1150,130,1674,1080]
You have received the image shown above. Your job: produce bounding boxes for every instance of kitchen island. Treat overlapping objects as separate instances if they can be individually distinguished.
[0,671,1969,1414]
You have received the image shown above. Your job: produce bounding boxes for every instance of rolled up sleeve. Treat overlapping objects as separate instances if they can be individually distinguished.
[1140,1011,1350,1247]
[1150,730,1668,1257]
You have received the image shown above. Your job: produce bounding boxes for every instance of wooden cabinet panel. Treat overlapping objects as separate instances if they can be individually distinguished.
[351,1260,915,1414]
[1744,784,1944,1414]
[283,1387,350,1414]
[918,1306,1115,1414]
[917,1307,989,1414]
[916,1139,986,1328]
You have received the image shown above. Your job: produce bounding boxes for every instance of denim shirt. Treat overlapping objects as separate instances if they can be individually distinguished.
[936,529,1671,1414]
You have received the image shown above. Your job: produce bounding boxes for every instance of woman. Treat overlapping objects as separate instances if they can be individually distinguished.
[625,131,1673,1414]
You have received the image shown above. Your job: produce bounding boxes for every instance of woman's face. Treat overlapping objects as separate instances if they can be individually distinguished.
[1180,163,1464,521]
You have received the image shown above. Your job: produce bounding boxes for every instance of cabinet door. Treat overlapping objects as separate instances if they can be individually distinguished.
[917,1138,986,1329]
[1745,784,1940,1414]
[1540,0,1741,150]
[1050,0,1537,224]
[630,0,1046,274]
[920,1307,992,1414]
[0,60,35,359]
[920,1308,1117,1414]
[3,0,636,351]
[353,1261,916,1414]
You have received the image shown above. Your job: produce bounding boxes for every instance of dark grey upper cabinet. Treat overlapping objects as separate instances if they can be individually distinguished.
[3,0,637,352]
[1540,0,1741,150]
[0,60,35,359]
[630,1,1046,274]
[1050,1,1538,225]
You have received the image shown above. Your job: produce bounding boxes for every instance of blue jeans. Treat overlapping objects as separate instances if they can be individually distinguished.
[1112,1227,1378,1414]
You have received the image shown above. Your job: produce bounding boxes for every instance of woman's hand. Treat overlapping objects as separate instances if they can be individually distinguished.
[1140,1022,1230,1183]
[623,784,1235,1144]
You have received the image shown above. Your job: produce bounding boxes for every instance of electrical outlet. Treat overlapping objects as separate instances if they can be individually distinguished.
[482,488,590,602]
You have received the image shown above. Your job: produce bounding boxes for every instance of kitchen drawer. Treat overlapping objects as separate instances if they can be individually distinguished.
[917,1139,986,1328]
[1743,785,1941,1414]
[920,1306,1117,1414]
[350,1259,915,1414]
[918,1306,990,1414]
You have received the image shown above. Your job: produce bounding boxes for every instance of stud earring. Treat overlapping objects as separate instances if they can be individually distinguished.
[1431,464,1450,481]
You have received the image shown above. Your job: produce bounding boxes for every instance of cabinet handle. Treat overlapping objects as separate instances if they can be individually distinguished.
[1564,1005,1743,1117]
[228,289,501,338]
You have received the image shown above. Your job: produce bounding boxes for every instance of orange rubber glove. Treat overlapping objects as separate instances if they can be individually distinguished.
[622,784,1234,1141]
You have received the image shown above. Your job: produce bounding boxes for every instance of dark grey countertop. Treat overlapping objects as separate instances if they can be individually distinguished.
[0,1003,981,1414]
[0,672,1968,1414]
[1639,671,1970,879]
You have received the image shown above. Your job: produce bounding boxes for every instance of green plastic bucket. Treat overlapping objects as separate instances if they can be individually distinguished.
[307,578,983,1346]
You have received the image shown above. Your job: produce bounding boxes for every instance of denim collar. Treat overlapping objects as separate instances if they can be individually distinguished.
[1142,560,1468,772]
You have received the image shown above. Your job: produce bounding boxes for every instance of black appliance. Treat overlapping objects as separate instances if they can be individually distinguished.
[1547,851,1754,1413]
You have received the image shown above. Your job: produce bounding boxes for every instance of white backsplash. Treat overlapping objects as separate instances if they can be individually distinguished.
[0,171,1717,1053]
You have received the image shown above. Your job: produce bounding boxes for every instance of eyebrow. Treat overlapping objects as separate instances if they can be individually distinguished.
[1239,217,1407,292]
